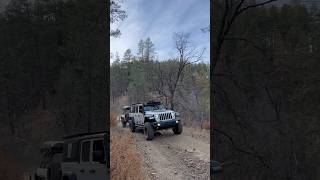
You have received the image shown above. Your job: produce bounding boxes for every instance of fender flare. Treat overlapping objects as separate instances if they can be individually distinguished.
[144,117,156,123]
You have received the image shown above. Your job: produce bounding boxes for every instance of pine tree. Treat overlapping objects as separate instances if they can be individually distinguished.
[137,39,144,61]
[122,49,133,63]
[144,37,155,61]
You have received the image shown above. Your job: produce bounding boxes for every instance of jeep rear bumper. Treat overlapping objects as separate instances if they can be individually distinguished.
[153,119,180,130]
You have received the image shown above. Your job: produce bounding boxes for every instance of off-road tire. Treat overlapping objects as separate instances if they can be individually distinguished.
[173,121,183,134]
[34,175,39,180]
[48,163,61,180]
[130,118,136,132]
[63,174,77,180]
[144,122,154,140]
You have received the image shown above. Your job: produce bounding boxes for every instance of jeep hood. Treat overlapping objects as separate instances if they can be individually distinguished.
[145,110,174,115]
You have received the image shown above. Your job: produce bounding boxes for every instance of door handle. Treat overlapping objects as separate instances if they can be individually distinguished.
[80,169,85,173]
[89,169,96,174]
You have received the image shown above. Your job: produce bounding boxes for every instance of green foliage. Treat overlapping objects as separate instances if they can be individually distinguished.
[137,38,156,61]
[110,0,127,37]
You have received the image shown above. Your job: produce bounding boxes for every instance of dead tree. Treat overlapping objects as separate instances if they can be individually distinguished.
[213,0,278,71]
[157,32,205,110]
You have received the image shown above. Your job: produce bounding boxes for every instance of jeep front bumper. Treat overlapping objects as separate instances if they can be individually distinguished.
[153,119,180,130]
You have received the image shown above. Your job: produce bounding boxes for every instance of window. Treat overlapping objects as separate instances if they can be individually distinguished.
[138,106,143,113]
[92,140,105,162]
[144,106,154,111]
[63,141,79,162]
[82,141,90,162]
[143,104,165,111]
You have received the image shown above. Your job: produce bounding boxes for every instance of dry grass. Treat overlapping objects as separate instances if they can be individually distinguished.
[110,111,119,128]
[0,150,22,180]
[110,129,146,180]
[110,112,146,180]
[201,120,210,130]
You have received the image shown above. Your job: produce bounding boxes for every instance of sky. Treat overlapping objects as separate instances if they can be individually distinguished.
[110,0,210,63]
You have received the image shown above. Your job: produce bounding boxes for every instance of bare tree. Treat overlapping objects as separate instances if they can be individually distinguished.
[213,0,278,71]
[157,32,205,110]
[212,0,278,178]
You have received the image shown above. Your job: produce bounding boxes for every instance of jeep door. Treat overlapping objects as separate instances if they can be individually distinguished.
[136,105,144,126]
[79,139,107,180]
[78,140,91,180]
[128,106,133,120]
[129,105,136,124]
[61,141,82,180]
[92,139,107,179]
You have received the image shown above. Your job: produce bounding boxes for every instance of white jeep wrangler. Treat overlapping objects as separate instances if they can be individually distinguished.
[60,131,109,180]
[128,101,182,140]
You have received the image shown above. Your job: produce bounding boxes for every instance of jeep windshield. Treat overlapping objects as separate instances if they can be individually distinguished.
[144,104,166,111]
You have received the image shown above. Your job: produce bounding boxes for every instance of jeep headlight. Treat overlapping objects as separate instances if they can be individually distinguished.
[154,114,159,119]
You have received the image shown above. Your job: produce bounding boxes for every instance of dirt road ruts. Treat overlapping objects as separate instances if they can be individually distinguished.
[120,124,210,180]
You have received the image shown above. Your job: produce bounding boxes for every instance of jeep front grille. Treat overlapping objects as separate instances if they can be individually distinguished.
[159,113,172,120]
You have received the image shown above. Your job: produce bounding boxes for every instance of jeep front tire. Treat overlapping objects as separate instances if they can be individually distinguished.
[144,122,154,140]
[173,121,183,134]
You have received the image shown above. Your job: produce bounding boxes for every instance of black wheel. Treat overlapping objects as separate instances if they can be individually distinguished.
[129,118,136,132]
[63,175,77,180]
[121,118,126,128]
[144,122,154,140]
[48,163,61,180]
[173,121,183,134]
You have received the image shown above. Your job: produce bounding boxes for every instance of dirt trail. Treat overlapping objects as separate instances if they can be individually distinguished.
[119,123,210,180]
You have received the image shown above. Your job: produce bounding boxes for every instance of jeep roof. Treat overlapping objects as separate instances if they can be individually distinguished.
[63,131,108,141]
[40,141,64,153]
[131,102,143,106]
[122,105,131,109]
[144,101,162,106]
[131,101,162,106]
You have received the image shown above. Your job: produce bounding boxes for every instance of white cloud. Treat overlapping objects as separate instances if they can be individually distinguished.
[110,0,210,63]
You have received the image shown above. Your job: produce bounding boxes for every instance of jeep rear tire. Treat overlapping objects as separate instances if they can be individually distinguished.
[130,119,136,132]
[144,122,154,140]
[173,121,183,134]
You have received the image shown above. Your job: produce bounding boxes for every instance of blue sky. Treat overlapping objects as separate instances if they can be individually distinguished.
[110,0,210,63]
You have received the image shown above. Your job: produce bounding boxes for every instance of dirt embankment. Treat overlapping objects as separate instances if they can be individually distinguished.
[110,112,150,180]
